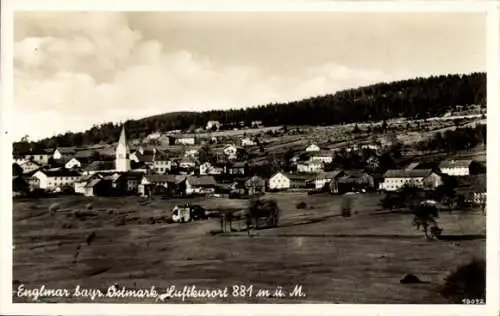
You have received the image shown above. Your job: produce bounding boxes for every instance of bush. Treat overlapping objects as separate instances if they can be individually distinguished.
[441,258,486,303]
[296,202,307,209]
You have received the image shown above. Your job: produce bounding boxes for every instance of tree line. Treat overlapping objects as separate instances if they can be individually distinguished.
[14,72,485,153]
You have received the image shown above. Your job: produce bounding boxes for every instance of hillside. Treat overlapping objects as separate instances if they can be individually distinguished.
[14,72,485,153]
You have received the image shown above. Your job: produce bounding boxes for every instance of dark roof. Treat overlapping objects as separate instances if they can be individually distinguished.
[310,150,333,157]
[38,170,81,177]
[84,161,115,172]
[344,169,372,178]
[438,159,473,169]
[118,171,145,181]
[85,178,102,188]
[134,152,154,163]
[230,161,248,168]
[187,175,216,186]
[144,174,178,183]
[383,169,433,178]
[315,170,344,180]
[287,173,314,182]
[56,147,77,154]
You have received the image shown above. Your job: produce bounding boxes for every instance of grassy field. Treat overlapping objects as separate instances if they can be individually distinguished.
[12,192,485,304]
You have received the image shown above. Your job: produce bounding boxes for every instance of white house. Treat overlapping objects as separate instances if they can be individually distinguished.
[53,147,76,160]
[199,162,225,175]
[305,143,320,152]
[297,161,324,173]
[309,151,333,164]
[33,169,81,191]
[179,157,197,169]
[176,137,196,145]
[19,160,41,174]
[185,176,216,195]
[65,158,81,169]
[241,137,256,147]
[439,160,472,177]
[152,160,171,174]
[206,120,221,131]
[379,169,443,191]
[268,172,291,190]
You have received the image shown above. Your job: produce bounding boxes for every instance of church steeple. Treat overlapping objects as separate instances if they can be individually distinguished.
[115,125,131,172]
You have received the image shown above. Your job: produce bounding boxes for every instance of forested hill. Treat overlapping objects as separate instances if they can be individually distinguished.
[15,72,485,151]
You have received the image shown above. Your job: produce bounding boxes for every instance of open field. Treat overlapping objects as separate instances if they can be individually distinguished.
[13,192,485,303]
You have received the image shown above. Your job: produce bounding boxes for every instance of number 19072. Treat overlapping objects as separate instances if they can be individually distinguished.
[462,298,485,304]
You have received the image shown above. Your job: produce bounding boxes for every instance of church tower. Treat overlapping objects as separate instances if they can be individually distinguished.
[115,125,131,172]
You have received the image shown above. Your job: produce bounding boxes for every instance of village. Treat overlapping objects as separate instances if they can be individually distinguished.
[12,107,487,304]
[12,108,486,206]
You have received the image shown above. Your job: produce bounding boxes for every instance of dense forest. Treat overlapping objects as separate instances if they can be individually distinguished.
[14,72,486,153]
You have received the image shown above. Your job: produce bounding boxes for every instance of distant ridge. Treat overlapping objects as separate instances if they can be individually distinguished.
[14,72,485,152]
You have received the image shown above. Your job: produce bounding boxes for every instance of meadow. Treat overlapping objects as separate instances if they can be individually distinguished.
[12,191,485,303]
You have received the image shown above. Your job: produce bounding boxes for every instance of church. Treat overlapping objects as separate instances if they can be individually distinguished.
[115,125,131,172]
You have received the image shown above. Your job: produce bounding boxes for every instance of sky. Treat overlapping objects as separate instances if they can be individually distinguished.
[13,12,486,141]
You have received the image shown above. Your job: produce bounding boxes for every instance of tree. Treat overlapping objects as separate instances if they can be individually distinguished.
[412,202,441,240]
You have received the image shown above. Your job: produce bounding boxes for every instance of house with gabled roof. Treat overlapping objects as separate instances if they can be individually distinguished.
[438,159,473,176]
[313,170,345,190]
[32,169,81,191]
[379,169,442,191]
[305,143,320,152]
[185,175,217,195]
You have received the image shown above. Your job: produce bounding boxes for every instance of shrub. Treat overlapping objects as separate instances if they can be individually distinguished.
[441,258,486,303]
[296,202,307,209]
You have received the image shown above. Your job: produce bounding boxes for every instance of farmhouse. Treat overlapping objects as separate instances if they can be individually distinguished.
[332,170,375,194]
[19,160,41,174]
[32,169,81,191]
[268,172,290,190]
[185,175,217,195]
[305,143,321,152]
[83,161,116,176]
[228,161,248,176]
[175,136,196,145]
[113,171,144,194]
[379,169,443,191]
[22,150,51,165]
[152,154,172,174]
[309,150,334,164]
[439,159,473,176]
[456,174,487,206]
[313,170,345,190]
[297,161,324,173]
[74,174,103,195]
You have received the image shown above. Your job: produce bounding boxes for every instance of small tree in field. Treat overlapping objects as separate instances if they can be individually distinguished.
[412,202,441,240]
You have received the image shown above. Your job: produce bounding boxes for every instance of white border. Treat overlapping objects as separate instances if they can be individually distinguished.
[1,1,499,315]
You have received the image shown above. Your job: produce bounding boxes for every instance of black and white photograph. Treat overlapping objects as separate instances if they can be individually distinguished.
[1,1,499,315]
